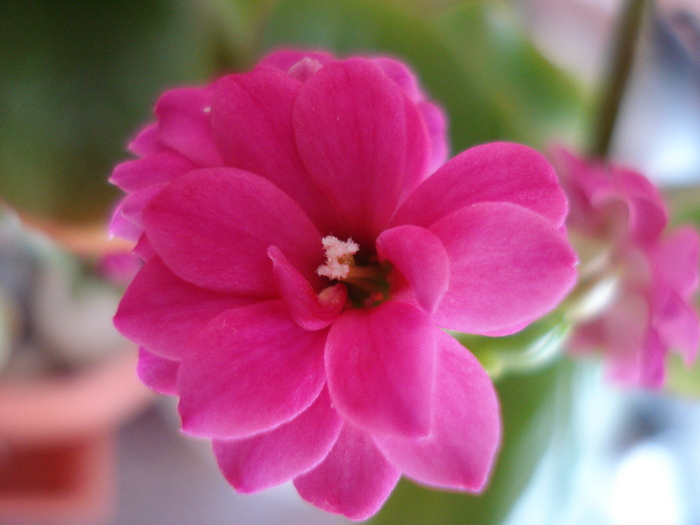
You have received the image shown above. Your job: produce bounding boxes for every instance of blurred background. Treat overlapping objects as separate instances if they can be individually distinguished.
[1,0,699,523]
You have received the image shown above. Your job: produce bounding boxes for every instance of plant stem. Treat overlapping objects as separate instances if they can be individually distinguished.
[589,0,649,159]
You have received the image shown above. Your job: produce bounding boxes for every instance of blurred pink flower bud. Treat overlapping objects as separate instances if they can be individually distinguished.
[554,147,699,388]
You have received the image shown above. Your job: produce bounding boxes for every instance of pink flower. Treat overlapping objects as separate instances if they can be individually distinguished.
[108,50,448,243]
[112,50,577,520]
[555,148,699,388]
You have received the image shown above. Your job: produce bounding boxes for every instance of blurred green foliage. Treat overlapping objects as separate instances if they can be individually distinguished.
[666,353,700,398]
[0,0,214,223]
[1,0,587,224]
[260,0,586,152]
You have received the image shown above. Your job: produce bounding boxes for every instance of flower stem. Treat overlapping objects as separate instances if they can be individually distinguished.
[589,0,649,159]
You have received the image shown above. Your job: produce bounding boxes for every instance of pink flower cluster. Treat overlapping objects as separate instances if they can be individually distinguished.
[555,148,699,388]
[111,50,577,520]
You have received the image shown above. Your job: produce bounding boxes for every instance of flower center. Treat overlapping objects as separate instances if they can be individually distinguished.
[316,236,391,307]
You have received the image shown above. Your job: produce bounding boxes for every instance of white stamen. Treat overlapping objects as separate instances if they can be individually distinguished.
[317,236,359,280]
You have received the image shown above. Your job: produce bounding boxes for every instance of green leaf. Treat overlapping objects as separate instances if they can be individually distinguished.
[664,185,700,226]
[194,0,278,68]
[665,352,700,398]
[434,0,588,149]
[0,0,213,223]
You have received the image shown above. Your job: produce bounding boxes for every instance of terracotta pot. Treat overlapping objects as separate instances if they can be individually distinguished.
[0,350,151,524]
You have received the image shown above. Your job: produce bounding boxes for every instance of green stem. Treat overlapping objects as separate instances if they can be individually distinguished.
[589,0,649,159]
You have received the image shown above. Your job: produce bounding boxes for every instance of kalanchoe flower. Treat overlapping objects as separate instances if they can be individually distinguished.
[111,49,578,520]
[108,50,448,243]
[554,147,700,388]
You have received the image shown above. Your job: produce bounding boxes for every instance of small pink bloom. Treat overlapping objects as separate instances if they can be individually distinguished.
[554,147,699,388]
[112,50,577,520]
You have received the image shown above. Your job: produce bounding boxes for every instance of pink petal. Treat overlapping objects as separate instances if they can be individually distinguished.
[97,250,141,285]
[373,57,421,98]
[109,152,196,192]
[143,168,323,296]
[114,258,253,360]
[212,388,342,494]
[418,101,449,174]
[133,233,157,262]
[294,424,401,521]
[370,59,448,175]
[609,328,665,389]
[653,285,699,364]
[376,225,449,312]
[639,331,666,388]
[575,291,657,387]
[610,168,668,246]
[127,123,165,157]
[268,246,347,330]
[154,87,223,167]
[325,301,436,438]
[210,67,342,234]
[402,96,431,199]
[568,317,608,356]
[119,184,165,230]
[393,142,568,230]
[652,226,700,297]
[109,199,142,242]
[551,146,600,233]
[370,57,449,176]
[558,148,669,246]
[430,202,577,335]
[136,346,180,396]
[177,300,327,439]
[374,330,500,492]
[294,59,415,244]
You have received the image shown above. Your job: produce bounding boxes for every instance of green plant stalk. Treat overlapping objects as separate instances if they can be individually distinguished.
[589,0,649,159]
